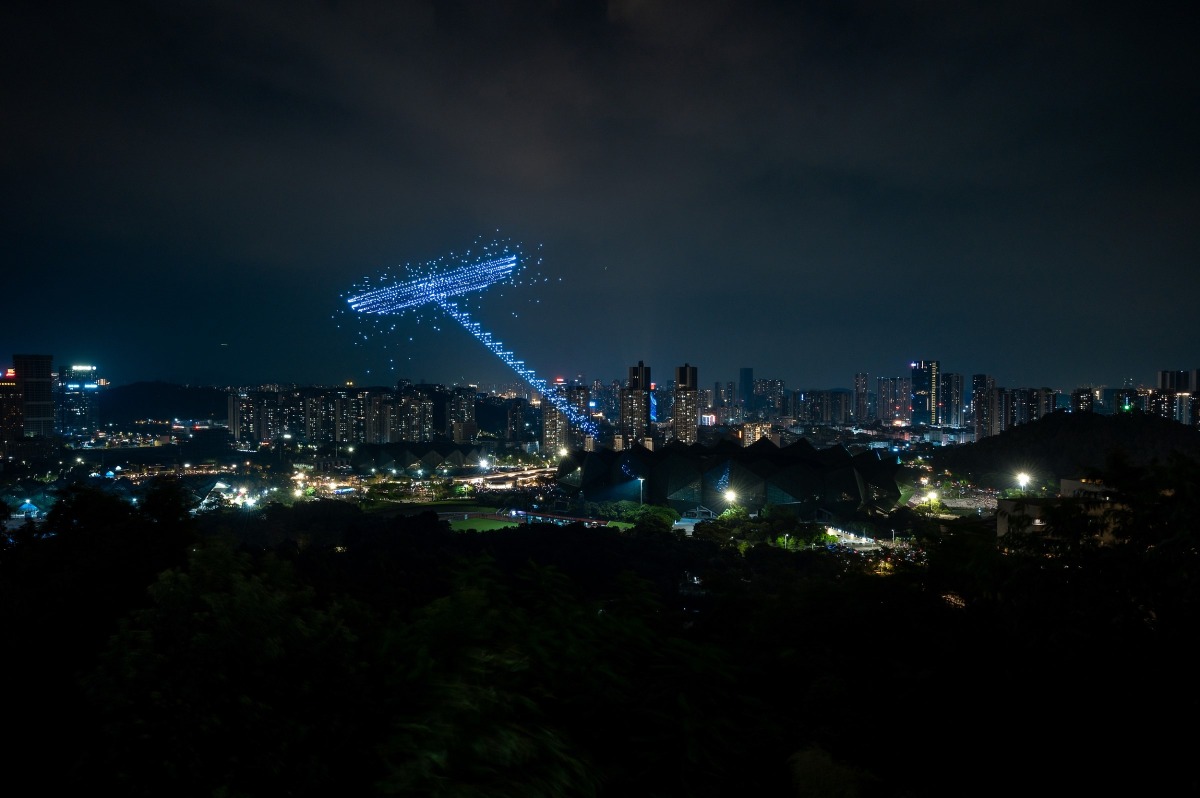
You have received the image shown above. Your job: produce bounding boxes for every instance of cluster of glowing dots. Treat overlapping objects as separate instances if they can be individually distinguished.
[344,242,599,440]
[346,253,518,315]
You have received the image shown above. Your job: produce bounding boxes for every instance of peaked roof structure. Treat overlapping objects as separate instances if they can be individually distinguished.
[556,439,901,519]
[349,441,494,475]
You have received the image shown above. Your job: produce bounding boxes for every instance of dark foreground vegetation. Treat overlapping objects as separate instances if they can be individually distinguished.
[2,453,1197,797]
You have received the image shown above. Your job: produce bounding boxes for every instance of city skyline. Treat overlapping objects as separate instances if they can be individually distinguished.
[3,2,1197,391]
[5,349,1196,464]
[0,350,1188,397]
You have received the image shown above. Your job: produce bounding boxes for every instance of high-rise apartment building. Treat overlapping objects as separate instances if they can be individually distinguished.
[565,384,591,448]
[619,360,651,448]
[742,420,770,446]
[940,372,965,428]
[541,379,570,454]
[366,392,397,443]
[506,398,533,442]
[674,363,699,445]
[714,381,734,408]
[448,385,478,443]
[853,372,870,424]
[13,354,55,439]
[399,393,435,442]
[754,378,786,418]
[877,376,912,425]
[1158,370,1200,392]
[1071,388,1095,413]
[1010,387,1058,426]
[334,387,370,445]
[229,389,286,444]
[993,387,1013,436]
[910,360,940,426]
[1148,390,1197,427]
[542,406,568,455]
[795,389,851,426]
[1153,370,1198,427]
[971,374,996,440]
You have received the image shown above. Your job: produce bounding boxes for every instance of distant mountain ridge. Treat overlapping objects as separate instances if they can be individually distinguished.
[930,410,1200,488]
[98,381,228,426]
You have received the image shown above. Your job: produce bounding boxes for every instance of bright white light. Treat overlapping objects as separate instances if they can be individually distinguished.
[725,490,737,503]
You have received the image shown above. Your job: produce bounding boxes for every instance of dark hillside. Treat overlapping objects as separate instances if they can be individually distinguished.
[931,410,1200,488]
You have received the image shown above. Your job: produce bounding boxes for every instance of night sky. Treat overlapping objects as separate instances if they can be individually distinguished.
[3,1,1197,394]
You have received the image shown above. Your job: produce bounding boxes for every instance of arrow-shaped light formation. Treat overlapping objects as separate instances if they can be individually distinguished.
[345,245,599,440]
[346,254,518,315]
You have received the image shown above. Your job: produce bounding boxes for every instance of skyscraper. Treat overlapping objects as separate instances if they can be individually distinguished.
[542,402,568,456]
[971,374,996,440]
[448,385,478,443]
[56,363,104,438]
[877,376,912,425]
[565,384,591,448]
[1071,388,1095,413]
[940,372,964,428]
[853,372,870,424]
[0,367,22,458]
[1158,370,1199,391]
[739,367,754,417]
[541,378,587,453]
[620,360,652,448]
[754,378,786,418]
[506,398,533,442]
[13,354,54,439]
[674,363,699,445]
[400,393,434,442]
[1153,370,1197,427]
[910,360,940,426]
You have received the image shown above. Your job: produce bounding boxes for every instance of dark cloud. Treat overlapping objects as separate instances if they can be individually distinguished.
[2,0,1198,390]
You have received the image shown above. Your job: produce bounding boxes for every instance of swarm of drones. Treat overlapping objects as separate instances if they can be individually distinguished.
[339,236,598,439]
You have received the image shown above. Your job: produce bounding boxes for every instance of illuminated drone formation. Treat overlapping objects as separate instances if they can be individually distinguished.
[344,239,599,440]
[347,253,519,316]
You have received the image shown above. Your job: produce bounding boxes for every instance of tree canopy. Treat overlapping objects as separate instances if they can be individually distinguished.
[1,456,1196,796]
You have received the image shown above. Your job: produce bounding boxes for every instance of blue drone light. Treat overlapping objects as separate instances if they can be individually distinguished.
[345,241,598,440]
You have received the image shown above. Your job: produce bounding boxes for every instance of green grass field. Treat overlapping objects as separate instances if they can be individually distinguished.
[359,497,637,532]
[448,518,523,532]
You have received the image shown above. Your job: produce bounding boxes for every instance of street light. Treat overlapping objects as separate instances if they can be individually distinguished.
[1017,472,1030,495]
[725,489,737,505]
[637,477,644,505]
